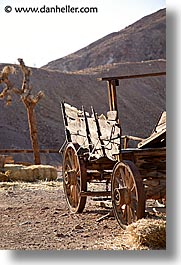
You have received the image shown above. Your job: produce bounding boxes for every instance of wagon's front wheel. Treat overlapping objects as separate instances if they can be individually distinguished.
[111,161,145,229]
[63,143,87,213]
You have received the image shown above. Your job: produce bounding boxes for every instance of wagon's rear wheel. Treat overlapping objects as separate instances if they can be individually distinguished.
[63,143,87,213]
[111,161,145,229]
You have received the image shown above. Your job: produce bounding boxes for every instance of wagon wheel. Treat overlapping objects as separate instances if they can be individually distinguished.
[111,160,145,229]
[63,143,87,213]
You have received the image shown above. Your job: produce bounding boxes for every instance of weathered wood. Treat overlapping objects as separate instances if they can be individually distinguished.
[143,179,166,200]
[96,211,114,222]
[138,130,166,149]
[154,111,166,133]
[122,148,166,160]
[107,80,119,114]
[124,149,166,178]
[86,169,113,181]
[121,148,166,199]
[121,135,144,149]
[122,135,144,142]
[98,71,166,81]
[63,102,121,160]
[64,102,83,119]
[138,111,166,149]
[0,149,59,153]
[86,157,116,171]
[80,191,111,197]
[107,111,118,121]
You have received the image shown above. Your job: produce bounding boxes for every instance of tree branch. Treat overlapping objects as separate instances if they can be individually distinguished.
[0,66,16,105]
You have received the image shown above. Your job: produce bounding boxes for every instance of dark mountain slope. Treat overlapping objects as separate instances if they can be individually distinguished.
[43,8,166,72]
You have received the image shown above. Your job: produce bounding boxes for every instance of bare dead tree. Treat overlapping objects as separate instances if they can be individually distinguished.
[0,59,44,164]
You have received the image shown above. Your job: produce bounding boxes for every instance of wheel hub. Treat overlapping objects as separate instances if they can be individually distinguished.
[114,187,131,206]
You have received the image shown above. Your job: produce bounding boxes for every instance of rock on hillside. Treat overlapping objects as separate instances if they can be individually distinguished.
[43,9,166,72]
[0,60,165,165]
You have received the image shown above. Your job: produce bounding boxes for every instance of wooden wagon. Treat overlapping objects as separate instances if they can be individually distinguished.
[60,72,166,229]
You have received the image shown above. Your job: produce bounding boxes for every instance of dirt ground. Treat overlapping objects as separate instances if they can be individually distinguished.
[0,180,166,250]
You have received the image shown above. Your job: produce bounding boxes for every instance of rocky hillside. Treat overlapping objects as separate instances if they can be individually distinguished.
[0,60,166,165]
[43,8,166,72]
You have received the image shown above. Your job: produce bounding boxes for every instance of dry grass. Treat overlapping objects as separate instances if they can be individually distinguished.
[126,218,166,250]
[0,180,63,192]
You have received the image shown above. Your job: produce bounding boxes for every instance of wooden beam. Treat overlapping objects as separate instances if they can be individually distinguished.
[98,71,166,82]
[0,149,59,154]
[80,191,111,197]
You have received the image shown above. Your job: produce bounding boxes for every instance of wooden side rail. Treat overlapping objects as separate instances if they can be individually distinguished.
[0,149,59,154]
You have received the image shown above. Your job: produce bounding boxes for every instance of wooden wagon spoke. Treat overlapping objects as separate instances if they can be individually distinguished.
[130,193,137,203]
[124,168,133,189]
[112,161,145,229]
[123,204,132,225]
[68,150,75,169]
[128,205,136,224]
[75,159,80,173]
[122,204,128,223]
[63,143,87,213]
[126,205,131,224]
[122,167,128,186]
[71,185,79,207]
[65,152,73,169]
[76,169,81,176]
[72,151,78,170]
[119,167,124,180]
[127,171,134,188]
[115,175,123,186]
[130,181,136,192]
[65,184,71,195]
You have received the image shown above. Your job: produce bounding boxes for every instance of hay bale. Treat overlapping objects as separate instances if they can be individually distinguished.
[127,218,166,249]
[6,168,35,182]
[29,165,57,181]
[4,164,26,171]
[3,164,57,182]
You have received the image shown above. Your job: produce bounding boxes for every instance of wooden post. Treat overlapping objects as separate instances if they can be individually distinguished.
[25,103,41,164]
[107,79,122,161]
[107,79,119,120]
[107,80,113,111]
